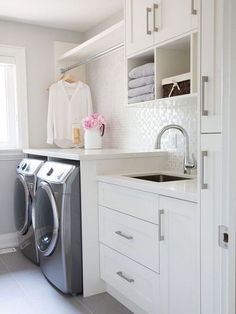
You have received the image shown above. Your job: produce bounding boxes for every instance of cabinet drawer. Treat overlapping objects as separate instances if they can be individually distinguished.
[98,182,159,224]
[99,206,159,272]
[100,244,159,314]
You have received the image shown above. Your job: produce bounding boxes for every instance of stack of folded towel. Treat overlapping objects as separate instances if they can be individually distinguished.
[128,63,155,104]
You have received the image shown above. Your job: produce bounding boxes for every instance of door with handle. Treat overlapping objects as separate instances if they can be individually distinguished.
[154,0,198,45]
[159,196,200,314]
[200,134,223,314]
[200,0,223,133]
[125,0,154,56]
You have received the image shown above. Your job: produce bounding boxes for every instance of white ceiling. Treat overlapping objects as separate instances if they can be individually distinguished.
[0,0,123,32]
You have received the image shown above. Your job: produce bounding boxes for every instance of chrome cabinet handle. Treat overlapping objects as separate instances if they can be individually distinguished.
[191,0,197,15]
[146,7,152,35]
[116,271,134,283]
[115,231,133,240]
[159,209,165,241]
[201,76,209,116]
[201,151,208,190]
[153,3,159,32]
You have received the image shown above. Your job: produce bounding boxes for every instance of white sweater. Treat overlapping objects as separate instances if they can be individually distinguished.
[47,80,93,148]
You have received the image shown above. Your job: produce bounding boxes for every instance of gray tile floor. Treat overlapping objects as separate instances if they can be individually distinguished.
[0,250,132,314]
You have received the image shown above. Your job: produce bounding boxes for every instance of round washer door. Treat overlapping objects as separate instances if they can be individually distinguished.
[33,181,59,256]
[14,174,31,235]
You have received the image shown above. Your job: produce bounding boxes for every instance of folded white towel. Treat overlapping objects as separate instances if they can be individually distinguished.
[129,75,154,89]
[129,63,154,79]
[128,84,154,98]
[128,93,154,104]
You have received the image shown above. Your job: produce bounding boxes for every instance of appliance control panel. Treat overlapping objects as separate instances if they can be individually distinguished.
[37,162,75,183]
[17,159,44,176]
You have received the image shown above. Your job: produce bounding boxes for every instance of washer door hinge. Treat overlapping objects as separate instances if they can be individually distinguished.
[218,225,229,249]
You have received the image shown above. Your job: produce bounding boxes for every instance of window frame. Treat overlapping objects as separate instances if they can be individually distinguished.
[0,45,29,151]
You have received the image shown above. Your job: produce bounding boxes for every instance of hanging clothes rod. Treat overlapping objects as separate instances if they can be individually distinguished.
[60,43,124,74]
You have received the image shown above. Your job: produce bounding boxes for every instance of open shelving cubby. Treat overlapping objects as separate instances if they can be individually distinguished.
[125,32,198,107]
[126,48,155,106]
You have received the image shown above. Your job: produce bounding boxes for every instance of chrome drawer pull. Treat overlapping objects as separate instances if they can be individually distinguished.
[191,0,197,15]
[146,7,152,35]
[201,76,209,116]
[116,271,134,283]
[159,209,165,241]
[115,230,133,240]
[201,151,208,190]
[153,3,159,32]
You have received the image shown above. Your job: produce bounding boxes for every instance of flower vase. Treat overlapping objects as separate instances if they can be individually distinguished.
[84,128,102,149]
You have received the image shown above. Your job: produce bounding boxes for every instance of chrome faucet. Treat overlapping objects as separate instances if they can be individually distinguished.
[155,124,197,174]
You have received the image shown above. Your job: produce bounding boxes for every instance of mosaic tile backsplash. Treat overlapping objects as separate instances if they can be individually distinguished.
[86,48,197,173]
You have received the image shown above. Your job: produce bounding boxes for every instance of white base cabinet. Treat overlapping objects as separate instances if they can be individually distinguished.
[98,181,200,314]
[159,196,200,314]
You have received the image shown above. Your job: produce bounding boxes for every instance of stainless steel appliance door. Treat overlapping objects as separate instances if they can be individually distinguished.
[33,181,59,256]
[14,174,30,235]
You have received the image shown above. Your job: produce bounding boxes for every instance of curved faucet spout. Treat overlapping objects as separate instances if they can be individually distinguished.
[155,124,197,174]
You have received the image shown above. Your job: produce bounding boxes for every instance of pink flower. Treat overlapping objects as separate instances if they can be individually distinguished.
[82,113,107,130]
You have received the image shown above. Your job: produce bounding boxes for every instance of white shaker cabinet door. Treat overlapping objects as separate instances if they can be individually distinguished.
[159,196,200,314]
[200,0,223,133]
[154,0,199,45]
[200,134,224,314]
[125,0,154,56]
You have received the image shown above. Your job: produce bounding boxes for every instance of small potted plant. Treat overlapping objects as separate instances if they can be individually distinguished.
[82,113,106,149]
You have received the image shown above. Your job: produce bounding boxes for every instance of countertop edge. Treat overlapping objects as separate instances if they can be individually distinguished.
[97,174,198,203]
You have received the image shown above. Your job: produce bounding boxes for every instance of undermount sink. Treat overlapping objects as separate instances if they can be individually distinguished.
[131,174,192,183]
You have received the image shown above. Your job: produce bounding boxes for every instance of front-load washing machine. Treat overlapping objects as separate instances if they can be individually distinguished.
[14,158,44,264]
[32,161,83,294]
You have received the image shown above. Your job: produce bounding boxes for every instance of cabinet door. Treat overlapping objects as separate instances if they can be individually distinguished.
[200,0,223,133]
[159,196,200,314]
[154,0,198,45]
[125,0,154,56]
[200,134,224,314]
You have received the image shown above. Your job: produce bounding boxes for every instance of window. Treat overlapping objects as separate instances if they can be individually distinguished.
[0,56,18,148]
[0,45,28,150]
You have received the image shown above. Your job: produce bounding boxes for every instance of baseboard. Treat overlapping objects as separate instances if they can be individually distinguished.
[106,284,146,314]
[0,232,18,249]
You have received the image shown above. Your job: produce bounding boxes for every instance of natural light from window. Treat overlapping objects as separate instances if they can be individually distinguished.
[0,59,18,149]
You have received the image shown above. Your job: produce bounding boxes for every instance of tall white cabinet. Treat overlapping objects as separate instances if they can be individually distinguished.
[200,1,227,314]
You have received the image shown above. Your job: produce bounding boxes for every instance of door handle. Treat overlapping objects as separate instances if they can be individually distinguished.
[153,3,159,32]
[146,7,152,35]
[159,209,165,241]
[201,76,209,116]
[191,0,197,15]
[201,151,208,190]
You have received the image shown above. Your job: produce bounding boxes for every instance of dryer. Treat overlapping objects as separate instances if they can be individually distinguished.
[14,158,44,264]
[32,161,83,294]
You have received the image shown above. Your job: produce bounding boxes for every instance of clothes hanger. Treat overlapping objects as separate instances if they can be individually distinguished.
[47,73,78,91]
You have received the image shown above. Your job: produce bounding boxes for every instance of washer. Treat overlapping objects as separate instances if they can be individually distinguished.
[32,161,83,294]
[14,158,44,264]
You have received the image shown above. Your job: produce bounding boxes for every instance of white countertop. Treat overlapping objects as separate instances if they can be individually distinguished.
[97,171,198,203]
[23,148,167,161]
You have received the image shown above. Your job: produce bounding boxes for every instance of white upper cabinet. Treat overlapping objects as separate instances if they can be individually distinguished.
[200,0,223,133]
[159,196,200,314]
[125,0,199,56]
[154,0,198,45]
[125,0,154,56]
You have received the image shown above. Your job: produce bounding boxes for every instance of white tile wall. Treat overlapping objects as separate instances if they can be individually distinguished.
[86,48,197,173]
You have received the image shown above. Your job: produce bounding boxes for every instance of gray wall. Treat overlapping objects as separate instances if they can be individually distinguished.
[0,20,83,148]
[0,20,82,236]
